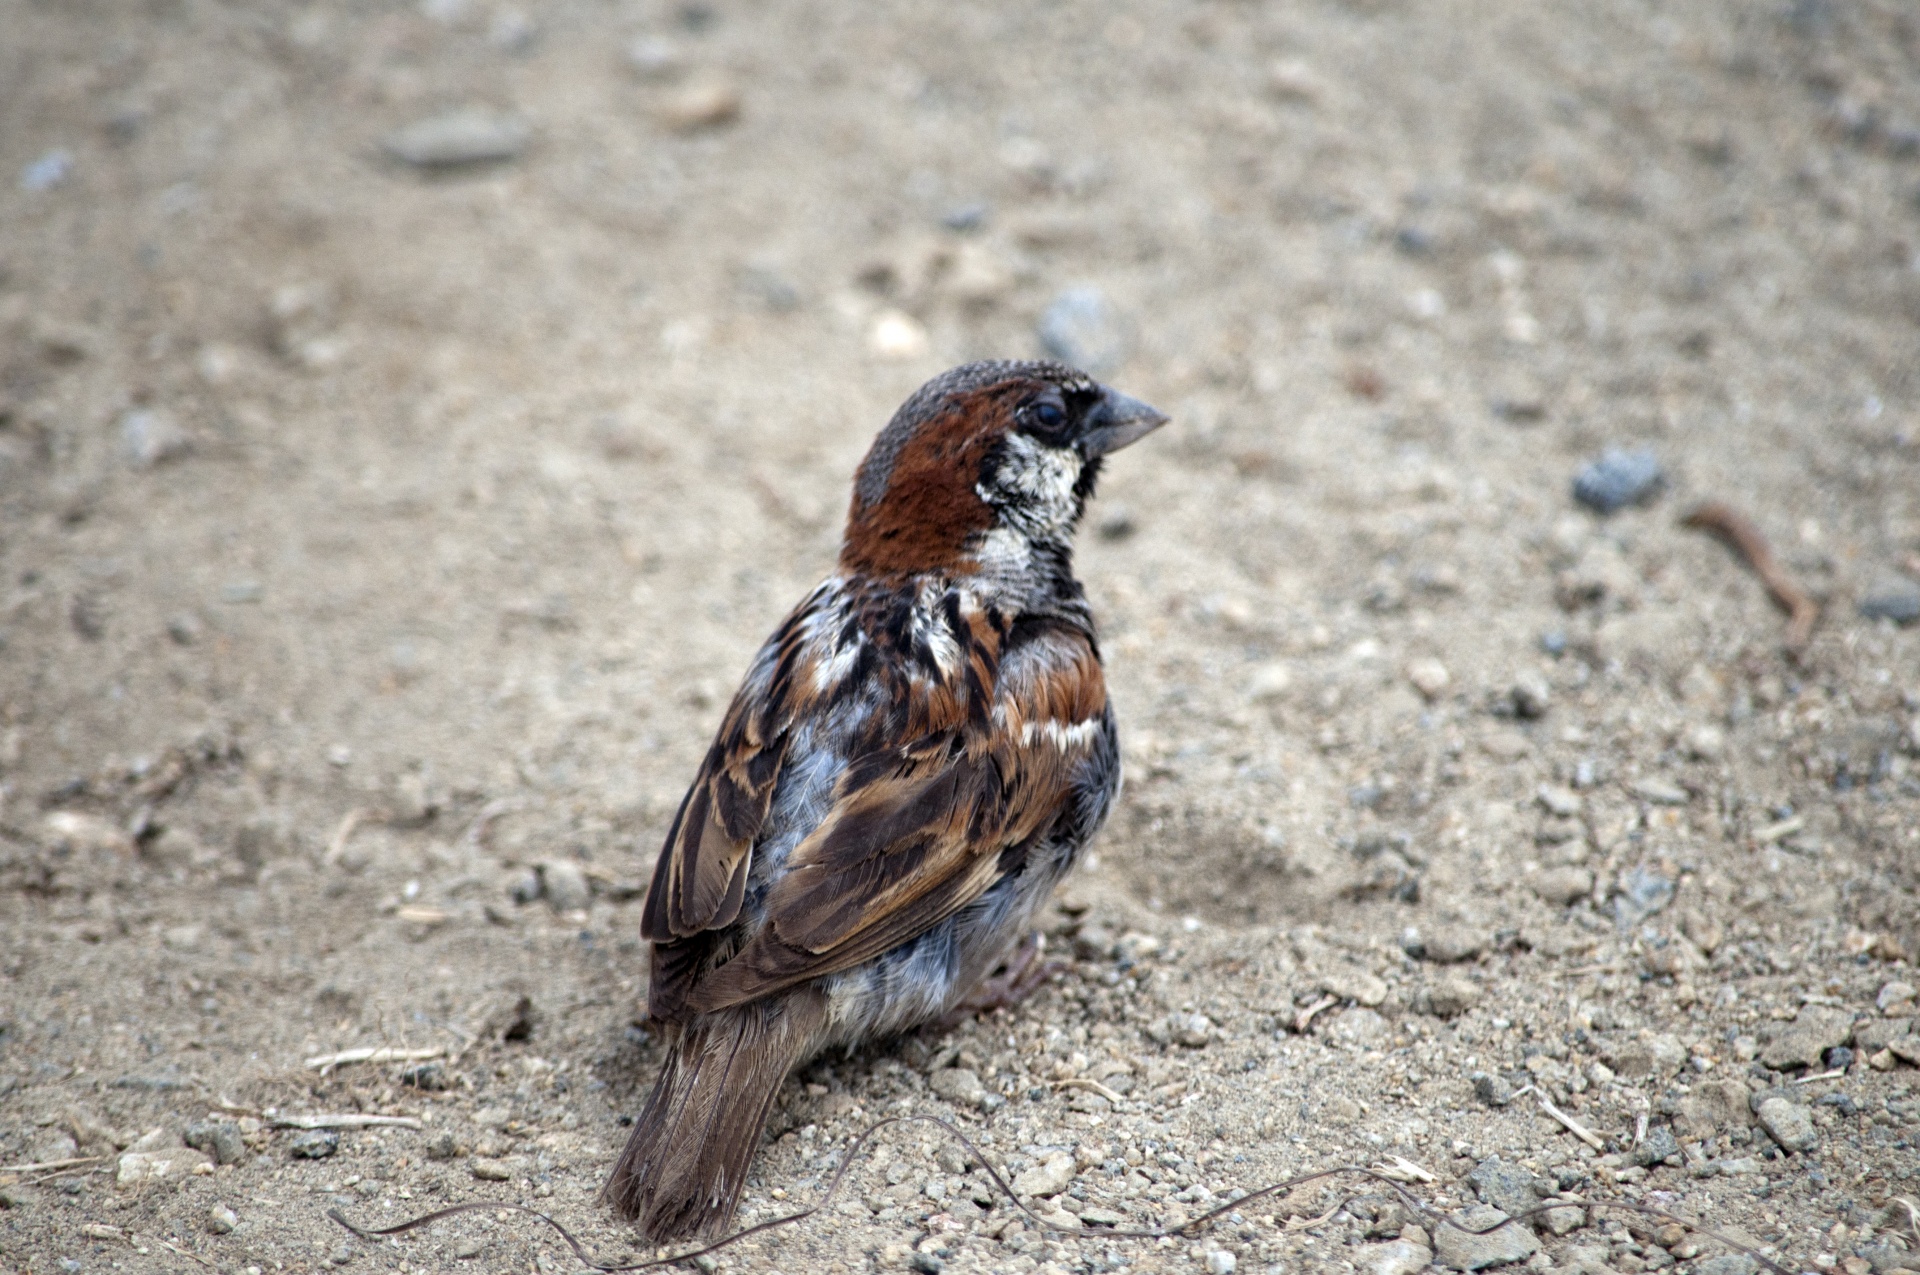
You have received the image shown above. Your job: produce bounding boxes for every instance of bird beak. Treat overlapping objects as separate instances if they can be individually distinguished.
[1079,387,1169,457]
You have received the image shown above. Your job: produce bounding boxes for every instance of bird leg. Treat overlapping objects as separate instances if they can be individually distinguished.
[942,932,1062,1024]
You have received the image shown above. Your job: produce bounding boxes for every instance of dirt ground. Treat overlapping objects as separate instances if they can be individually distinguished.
[4,0,1920,1272]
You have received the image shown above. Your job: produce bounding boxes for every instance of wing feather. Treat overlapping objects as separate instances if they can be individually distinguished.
[647,588,1108,1022]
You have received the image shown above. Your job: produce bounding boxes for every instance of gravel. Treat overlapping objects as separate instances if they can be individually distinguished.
[1572,448,1665,514]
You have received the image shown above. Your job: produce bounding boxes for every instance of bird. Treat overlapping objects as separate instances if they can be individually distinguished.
[602,359,1166,1240]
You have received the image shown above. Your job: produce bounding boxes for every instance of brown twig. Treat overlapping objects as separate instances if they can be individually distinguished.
[1681,502,1819,658]
[327,1113,1798,1275]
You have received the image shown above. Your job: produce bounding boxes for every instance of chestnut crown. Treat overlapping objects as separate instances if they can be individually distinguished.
[840,360,1165,580]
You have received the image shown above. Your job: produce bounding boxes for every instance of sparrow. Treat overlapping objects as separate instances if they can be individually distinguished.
[602,359,1166,1240]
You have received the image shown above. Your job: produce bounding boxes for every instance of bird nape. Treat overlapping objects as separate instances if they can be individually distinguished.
[602,360,1166,1240]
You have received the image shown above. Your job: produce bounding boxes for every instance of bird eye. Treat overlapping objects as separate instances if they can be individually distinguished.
[1029,401,1066,432]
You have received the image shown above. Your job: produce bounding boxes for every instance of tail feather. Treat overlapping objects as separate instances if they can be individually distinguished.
[602,991,826,1240]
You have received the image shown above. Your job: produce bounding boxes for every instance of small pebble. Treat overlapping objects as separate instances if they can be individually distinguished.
[626,36,684,80]
[1037,286,1128,372]
[1754,1096,1816,1152]
[1361,1239,1436,1275]
[207,1203,238,1234]
[20,148,73,192]
[1012,1152,1074,1198]
[1531,866,1594,906]
[185,1120,246,1166]
[1572,448,1664,514]
[1470,1072,1513,1107]
[121,409,192,469]
[1878,980,1917,1013]
[1424,974,1481,1017]
[1406,658,1452,701]
[539,859,591,912]
[929,1067,987,1108]
[1434,1204,1540,1270]
[1857,575,1920,625]
[942,201,990,232]
[382,110,530,168]
[867,309,929,360]
[472,1160,512,1181]
[289,1129,340,1159]
[1684,723,1727,762]
[1205,1251,1238,1275]
[1508,669,1552,719]
[661,80,741,131]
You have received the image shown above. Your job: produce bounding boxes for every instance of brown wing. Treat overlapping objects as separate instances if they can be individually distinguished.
[684,624,1108,1015]
[640,591,835,1021]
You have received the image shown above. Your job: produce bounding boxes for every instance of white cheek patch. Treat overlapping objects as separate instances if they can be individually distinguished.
[979,433,1081,531]
[1019,717,1103,750]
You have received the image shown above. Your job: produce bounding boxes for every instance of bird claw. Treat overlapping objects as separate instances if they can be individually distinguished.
[940,932,1062,1026]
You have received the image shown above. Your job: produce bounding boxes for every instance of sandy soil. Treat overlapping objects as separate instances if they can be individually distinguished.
[3,1,1920,1273]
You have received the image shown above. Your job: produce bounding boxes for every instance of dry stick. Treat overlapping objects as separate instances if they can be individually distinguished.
[272,1114,422,1131]
[0,1155,108,1175]
[305,1046,444,1075]
[1049,1077,1125,1104]
[1538,1097,1605,1150]
[1293,994,1338,1033]
[327,1114,1795,1275]
[1681,501,1819,658]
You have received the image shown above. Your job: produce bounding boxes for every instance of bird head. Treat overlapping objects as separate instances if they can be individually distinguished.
[839,360,1166,582]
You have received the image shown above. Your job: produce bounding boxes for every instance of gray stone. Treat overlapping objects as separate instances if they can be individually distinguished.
[1601,1033,1687,1079]
[1423,925,1488,963]
[1693,1257,1757,1275]
[1509,670,1553,719]
[1542,1203,1587,1235]
[1013,1152,1074,1198]
[1628,778,1689,806]
[1323,967,1390,1007]
[184,1121,246,1166]
[1572,449,1664,514]
[1533,867,1594,906]
[1611,867,1674,928]
[1561,1243,1615,1275]
[1467,1157,1539,1221]
[1435,1204,1541,1270]
[206,1204,237,1234]
[929,1068,986,1107]
[1204,1251,1237,1275]
[121,409,191,469]
[1426,974,1482,1017]
[1858,576,1920,625]
[538,859,590,912]
[1471,1072,1514,1107]
[1632,1123,1681,1167]
[1676,1081,1753,1136]
[289,1129,339,1159]
[1760,1005,1855,1071]
[1754,1097,1816,1153]
[1360,1242,1436,1275]
[382,110,530,168]
[1037,286,1128,372]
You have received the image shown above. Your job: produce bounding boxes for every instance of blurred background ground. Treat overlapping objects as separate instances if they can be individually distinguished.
[2,1,1919,1273]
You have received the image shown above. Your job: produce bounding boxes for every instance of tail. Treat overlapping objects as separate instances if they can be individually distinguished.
[601,991,826,1240]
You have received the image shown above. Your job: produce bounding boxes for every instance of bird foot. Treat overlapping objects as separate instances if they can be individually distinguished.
[940,932,1063,1026]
